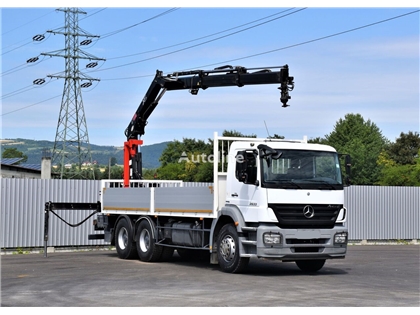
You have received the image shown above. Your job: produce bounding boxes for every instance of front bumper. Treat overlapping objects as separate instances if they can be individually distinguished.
[242,224,347,261]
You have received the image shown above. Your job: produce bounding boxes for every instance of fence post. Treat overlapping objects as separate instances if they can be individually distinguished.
[44,202,50,258]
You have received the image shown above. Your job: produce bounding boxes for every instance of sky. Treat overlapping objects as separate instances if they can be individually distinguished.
[1,2,419,148]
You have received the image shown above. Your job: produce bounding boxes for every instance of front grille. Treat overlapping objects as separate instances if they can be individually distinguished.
[269,203,341,229]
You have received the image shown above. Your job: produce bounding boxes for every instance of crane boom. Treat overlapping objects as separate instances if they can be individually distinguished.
[125,65,294,140]
[122,64,294,186]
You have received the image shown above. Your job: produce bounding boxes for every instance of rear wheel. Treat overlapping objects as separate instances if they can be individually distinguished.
[296,259,326,272]
[136,220,162,262]
[217,224,249,273]
[115,218,137,259]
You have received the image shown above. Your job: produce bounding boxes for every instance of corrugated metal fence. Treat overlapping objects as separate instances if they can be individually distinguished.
[1,179,419,248]
[345,185,419,240]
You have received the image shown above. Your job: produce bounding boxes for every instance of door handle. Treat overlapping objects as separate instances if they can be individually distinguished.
[231,193,238,197]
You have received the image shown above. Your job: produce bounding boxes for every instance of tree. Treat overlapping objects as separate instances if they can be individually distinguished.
[222,130,257,138]
[377,135,420,186]
[269,134,284,139]
[386,131,420,165]
[142,168,158,180]
[323,113,387,185]
[159,138,211,167]
[377,149,420,186]
[102,165,124,179]
[110,157,117,166]
[156,130,256,182]
[1,148,28,163]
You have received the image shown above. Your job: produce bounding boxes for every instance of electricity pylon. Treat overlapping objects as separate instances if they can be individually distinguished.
[41,8,105,179]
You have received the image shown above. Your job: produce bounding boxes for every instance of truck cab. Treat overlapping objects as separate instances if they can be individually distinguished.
[213,135,349,272]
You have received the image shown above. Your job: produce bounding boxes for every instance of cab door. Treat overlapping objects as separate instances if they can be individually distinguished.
[226,150,264,221]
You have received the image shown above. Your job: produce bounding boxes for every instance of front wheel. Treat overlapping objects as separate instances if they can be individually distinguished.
[217,224,249,273]
[295,259,326,272]
[115,218,137,259]
[136,219,162,262]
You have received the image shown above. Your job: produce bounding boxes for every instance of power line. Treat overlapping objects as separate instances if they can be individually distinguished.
[106,8,296,61]
[100,8,419,81]
[98,8,180,40]
[3,8,418,114]
[89,8,307,73]
[192,9,420,70]
[2,8,299,94]
[1,95,62,116]
[1,9,56,36]
[1,55,50,77]
[79,8,107,21]
[1,8,106,55]
[1,8,179,82]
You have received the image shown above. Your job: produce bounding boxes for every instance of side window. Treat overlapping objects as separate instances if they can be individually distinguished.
[235,150,257,184]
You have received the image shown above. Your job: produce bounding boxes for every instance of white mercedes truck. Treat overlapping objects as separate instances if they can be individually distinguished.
[46,65,350,273]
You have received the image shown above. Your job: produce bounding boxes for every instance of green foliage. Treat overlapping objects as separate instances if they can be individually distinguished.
[110,157,117,166]
[156,130,255,182]
[157,150,212,182]
[194,162,214,182]
[377,144,420,186]
[386,131,420,165]
[156,162,188,180]
[59,164,99,180]
[377,161,420,186]
[308,137,326,144]
[222,130,257,138]
[101,165,124,179]
[1,147,28,163]
[142,168,158,180]
[322,113,386,185]
[269,134,284,139]
[159,138,211,167]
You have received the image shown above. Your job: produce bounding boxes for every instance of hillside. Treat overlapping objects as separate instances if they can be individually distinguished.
[0,138,169,169]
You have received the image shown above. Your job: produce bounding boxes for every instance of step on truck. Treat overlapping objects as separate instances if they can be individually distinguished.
[49,65,351,273]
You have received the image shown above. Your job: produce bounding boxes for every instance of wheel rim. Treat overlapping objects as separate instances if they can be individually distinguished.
[117,227,128,250]
[220,235,236,262]
[139,229,150,253]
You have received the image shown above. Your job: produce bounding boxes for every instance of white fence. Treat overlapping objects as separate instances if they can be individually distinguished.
[1,179,419,249]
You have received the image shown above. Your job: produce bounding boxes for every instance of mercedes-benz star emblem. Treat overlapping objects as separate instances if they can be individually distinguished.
[303,205,315,219]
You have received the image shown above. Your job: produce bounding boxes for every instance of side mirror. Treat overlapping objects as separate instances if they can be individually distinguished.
[344,154,351,186]
[345,155,351,176]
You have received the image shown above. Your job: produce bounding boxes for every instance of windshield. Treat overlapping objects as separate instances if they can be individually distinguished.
[261,149,343,190]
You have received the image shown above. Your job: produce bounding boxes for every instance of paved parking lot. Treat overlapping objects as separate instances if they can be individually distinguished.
[1,245,419,307]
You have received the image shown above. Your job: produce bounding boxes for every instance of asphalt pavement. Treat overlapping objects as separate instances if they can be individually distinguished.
[1,245,419,307]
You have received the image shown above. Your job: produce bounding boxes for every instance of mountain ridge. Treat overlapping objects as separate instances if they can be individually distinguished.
[0,138,169,169]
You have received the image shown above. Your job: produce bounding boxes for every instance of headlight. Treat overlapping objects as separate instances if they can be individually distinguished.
[263,232,282,245]
[334,232,348,244]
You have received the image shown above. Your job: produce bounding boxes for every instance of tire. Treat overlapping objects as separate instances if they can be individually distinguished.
[136,220,162,262]
[295,259,326,272]
[115,218,137,259]
[217,224,249,273]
